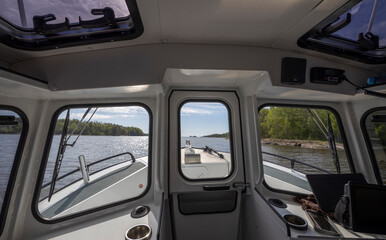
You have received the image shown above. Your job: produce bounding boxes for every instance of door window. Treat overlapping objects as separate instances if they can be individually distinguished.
[179,101,233,180]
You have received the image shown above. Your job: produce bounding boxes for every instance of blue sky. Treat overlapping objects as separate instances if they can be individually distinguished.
[0,110,20,117]
[334,0,386,47]
[58,106,150,134]
[2,103,229,136]
[180,102,229,137]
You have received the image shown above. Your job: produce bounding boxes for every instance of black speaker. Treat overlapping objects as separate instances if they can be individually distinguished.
[281,57,306,85]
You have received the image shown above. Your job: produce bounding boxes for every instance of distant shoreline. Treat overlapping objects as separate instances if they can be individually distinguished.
[203,133,229,138]
[261,138,344,150]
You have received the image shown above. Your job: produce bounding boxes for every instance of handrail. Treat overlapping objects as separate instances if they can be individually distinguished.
[88,152,135,168]
[262,151,332,174]
[42,152,135,189]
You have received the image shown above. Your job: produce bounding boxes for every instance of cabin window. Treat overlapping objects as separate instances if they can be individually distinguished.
[179,101,233,180]
[298,0,386,64]
[0,0,143,50]
[258,105,352,194]
[362,108,386,185]
[0,107,27,235]
[36,104,150,220]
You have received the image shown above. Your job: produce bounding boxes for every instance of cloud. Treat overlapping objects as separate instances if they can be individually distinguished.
[181,102,228,116]
[181,107,212,115]
[98,106,147,115]
[196,103,227,109]
[71,113,111,119]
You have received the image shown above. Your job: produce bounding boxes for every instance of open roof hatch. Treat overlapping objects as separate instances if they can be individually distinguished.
[298,0,386,64]
[0,0,143,50]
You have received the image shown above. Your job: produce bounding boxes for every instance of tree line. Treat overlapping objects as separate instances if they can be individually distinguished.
[203,132,230,138]
[0,118,23,134]
[259,107,343,142]
[53,119,146,136]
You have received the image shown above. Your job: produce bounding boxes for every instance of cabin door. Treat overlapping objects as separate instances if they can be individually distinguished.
[168,91,245,240]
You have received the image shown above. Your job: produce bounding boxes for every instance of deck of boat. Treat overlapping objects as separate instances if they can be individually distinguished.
[42,161,147,218]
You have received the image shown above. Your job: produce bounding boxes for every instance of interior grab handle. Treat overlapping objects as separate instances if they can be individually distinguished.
[203,184,230,191]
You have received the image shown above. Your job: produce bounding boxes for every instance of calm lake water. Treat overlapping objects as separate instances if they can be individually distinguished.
[0,135,383,204]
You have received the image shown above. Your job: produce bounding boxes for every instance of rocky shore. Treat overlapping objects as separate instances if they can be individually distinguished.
[261,138,344,150]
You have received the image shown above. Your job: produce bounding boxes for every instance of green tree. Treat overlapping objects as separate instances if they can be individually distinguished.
[259,107,342,142]
[54,119,146,136]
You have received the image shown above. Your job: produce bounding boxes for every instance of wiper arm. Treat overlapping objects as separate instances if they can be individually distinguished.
[48,109,70,201]
[307,109,340,173]
[66,107,97,147]
[307,109,328,139]
[327,114,341,174]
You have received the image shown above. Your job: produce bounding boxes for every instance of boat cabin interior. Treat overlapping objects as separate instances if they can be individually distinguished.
[0,0,385,239]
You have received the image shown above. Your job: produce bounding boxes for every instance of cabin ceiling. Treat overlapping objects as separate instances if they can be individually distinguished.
[157,0,321,46]
[0,0,385,89]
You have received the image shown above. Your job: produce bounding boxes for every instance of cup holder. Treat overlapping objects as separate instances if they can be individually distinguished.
[131,206,150,218]
[125,224,151,240]
[283,214,308,231]
[268,198,287,208]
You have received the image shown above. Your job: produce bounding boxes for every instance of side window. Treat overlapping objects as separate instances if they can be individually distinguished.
[179,101,233,180]
[258,105,351,194]
[0,108,27,234]
[37,105,150,220]
[362,108,386,184]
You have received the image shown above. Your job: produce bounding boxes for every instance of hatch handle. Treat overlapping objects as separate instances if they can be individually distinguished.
[79,7,116,28]
[319,13,351,37]
[33,14,70,35]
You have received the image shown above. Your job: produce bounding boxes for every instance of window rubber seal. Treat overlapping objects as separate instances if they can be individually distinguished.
[177,99,236,182]
[360,107,386,185]
[31,102,153,224]
[258,103,355,196]
[0,105,29,236]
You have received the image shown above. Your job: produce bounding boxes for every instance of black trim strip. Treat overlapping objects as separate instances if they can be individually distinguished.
[360,107,386,185]
[0,105,29,237]
[32,102,153,224]
[168,195,176,240]
[257,103,355,196]
[203,184,230,191]
[156,192,164,240]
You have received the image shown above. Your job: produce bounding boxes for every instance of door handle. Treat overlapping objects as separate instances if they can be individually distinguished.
[203,184,230,191]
